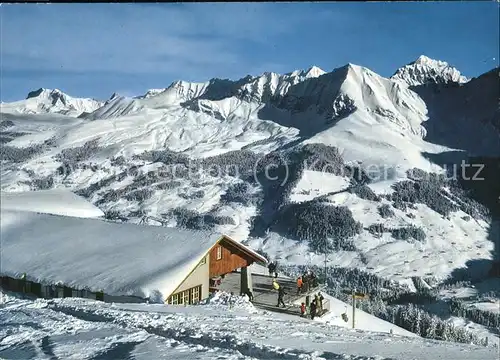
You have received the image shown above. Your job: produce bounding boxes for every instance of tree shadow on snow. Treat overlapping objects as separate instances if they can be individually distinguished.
[41,336,58,360]
[89,341,142,360]
[0,341,39,360]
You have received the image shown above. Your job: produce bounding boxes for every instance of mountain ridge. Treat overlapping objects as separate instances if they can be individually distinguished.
[2,55,478,118]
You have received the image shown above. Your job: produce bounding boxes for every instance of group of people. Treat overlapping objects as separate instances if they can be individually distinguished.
[300,292,324,320]
[271,272,324,319]
[296,270,318,295]
[267,262,325,318]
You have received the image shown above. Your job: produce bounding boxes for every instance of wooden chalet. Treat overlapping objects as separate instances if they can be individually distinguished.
[165,234,267,305]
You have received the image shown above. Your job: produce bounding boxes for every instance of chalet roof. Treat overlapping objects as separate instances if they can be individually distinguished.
[218,235,267,264]
[1,210,264,302]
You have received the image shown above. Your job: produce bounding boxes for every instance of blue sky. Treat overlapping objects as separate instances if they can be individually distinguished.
[1,2,498,101]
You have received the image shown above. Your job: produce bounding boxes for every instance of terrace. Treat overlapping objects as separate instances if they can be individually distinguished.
[216,269,329,317]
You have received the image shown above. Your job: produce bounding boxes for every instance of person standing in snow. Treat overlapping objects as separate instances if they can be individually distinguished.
[20,273,27,299]
[310,271,318,288]
[277,286,286,308]
[273,261,279,278]
[243,289,254,302]
[310,299,317,320]
[300,302,306,317]
[296,276,303,295]
[302,273,309,293]
[317,292,324,314]
[272,279,280,291]
[268,262,276,277]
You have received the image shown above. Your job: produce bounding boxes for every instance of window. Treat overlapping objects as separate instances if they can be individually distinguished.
[168,285,202,306]
[168,293,179,305]
[191,286,200,304]
[180,290,190,305]
[216,246,222,260]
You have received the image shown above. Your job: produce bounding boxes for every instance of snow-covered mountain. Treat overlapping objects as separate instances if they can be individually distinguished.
[0,88,104,117]
[1,56,498,295]
[391,55,469,87]
[81,66,328,121]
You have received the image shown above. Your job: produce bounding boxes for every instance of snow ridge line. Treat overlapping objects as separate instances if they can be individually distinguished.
[47,302,393,360]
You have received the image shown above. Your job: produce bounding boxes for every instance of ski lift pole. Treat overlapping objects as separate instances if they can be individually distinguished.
[352,288,356,329]
[324,252,328,285]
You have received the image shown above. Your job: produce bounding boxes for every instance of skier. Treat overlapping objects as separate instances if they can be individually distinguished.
[310,299,317,320]
[276,286,286,308]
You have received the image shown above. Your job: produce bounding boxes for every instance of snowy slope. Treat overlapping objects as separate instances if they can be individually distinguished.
[0,211,222,301]
[0,88,103,117]
[391,55,469,87]
[0,189,104,218]
[1,291,498,360]
[1,58,498,297]
[246,195,493,283]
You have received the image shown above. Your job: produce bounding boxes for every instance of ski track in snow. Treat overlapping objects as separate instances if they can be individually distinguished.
[1,295,498,360]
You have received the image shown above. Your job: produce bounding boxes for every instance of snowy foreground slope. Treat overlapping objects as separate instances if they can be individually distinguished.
[1,291,498,360]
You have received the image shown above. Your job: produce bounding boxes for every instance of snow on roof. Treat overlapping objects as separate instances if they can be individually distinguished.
[0,189,104,218]
[1,210,223,301]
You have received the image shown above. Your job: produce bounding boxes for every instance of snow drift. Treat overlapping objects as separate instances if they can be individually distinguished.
[0,189,104,218]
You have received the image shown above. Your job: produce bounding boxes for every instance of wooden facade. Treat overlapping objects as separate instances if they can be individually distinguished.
[0,275,142,303]
[209,238,254,278]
